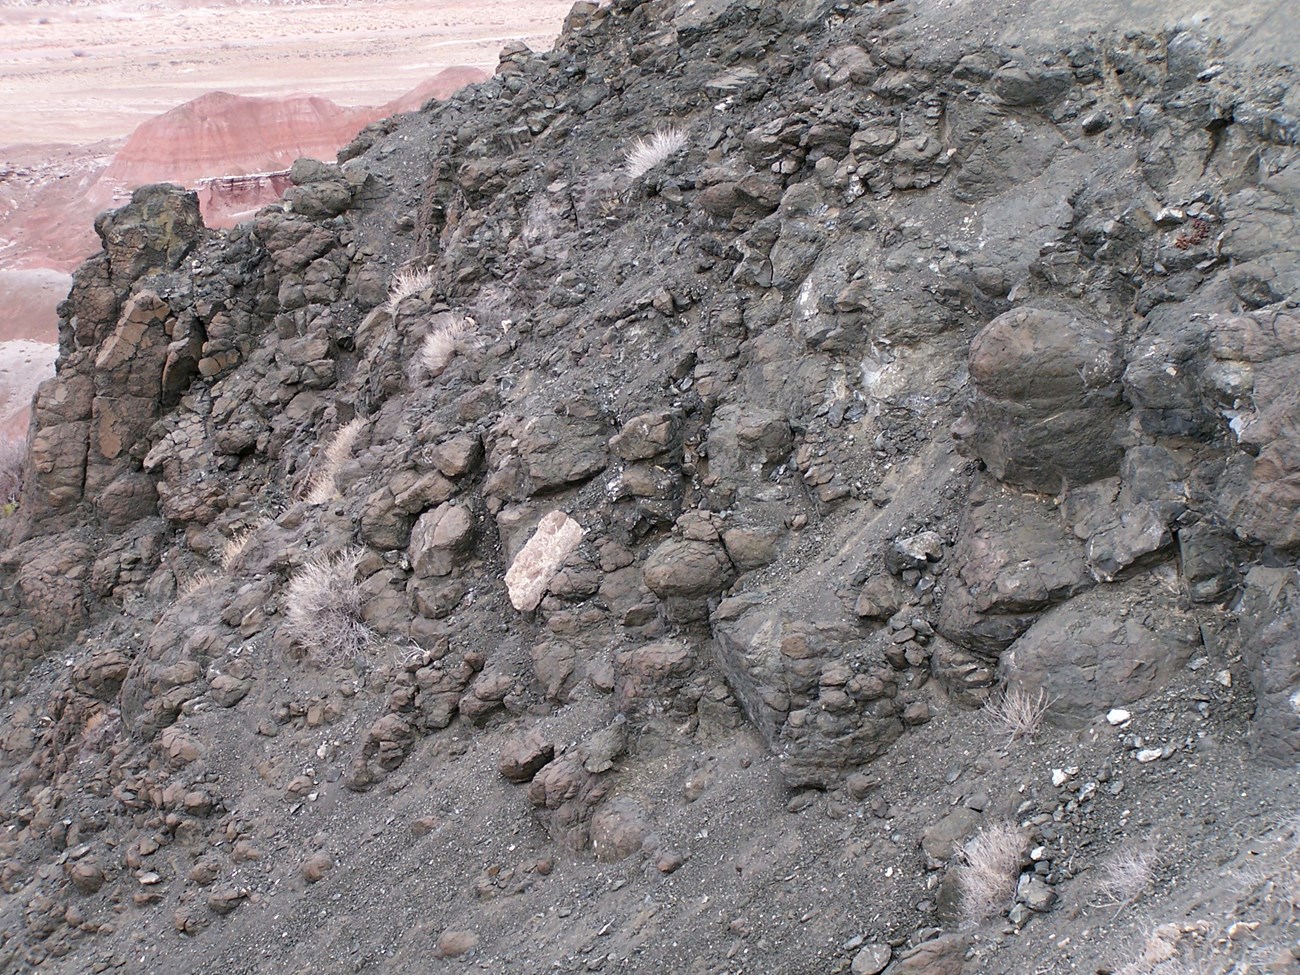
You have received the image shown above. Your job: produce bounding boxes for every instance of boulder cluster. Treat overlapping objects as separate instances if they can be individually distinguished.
[0,1,1297,973]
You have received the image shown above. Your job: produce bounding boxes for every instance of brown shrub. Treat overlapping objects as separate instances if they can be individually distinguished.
[958,822,1029,924]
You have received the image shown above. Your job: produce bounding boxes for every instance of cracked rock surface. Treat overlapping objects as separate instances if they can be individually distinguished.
[0,1,1298,973]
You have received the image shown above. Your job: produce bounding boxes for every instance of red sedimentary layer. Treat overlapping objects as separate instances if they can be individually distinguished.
[4,65,489,272]
[103,91,373,187]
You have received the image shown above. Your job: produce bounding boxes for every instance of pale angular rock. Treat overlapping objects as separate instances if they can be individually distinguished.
[504,511,584,611]
[721,526,782,571]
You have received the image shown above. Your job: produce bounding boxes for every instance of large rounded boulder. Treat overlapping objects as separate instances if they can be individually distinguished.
[954,307,1126,494]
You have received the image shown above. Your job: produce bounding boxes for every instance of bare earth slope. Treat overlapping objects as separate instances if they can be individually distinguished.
[0,2,1298,975]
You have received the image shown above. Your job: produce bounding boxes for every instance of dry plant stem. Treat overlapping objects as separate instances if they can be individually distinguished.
[384,266,434,315]
[420,314,471,379]
[305,418,364,505]
[179,571,216,597]
[1099,847,1158,917]
[959,822,1027,925]
[984,686,1051,746]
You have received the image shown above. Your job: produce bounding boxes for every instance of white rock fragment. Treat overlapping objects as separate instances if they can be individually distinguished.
[504,511,584,611]
[1106,708,1131,725]
[1227,921,1260,940]
[1135,748,1163,763]
[1051,766,1079,787]
[1215,669,1233,688]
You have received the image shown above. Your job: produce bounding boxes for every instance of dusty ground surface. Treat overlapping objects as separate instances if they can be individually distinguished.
[0,339,57,438]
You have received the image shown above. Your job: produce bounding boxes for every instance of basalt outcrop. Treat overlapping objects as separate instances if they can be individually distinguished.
[0,1,1297,973]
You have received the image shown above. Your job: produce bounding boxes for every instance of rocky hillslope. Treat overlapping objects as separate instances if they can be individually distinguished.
[0,68,487,439]
[1,1,1298,974]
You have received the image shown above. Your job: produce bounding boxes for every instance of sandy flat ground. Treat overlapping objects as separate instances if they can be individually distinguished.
[0,269,72,338]
[0,0,575,144]
[0,339,58,437]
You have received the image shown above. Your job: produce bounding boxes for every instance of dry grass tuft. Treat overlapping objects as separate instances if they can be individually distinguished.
[624,126,688,180]
[384,266,435,315]
[304,419,364,505]
[982,685,1051,745]
[958,822,1028,925]
[220,519,267,573]
[1098,846,1159,911]
[179,570,217,598]
[419,313,472,380]
[0,435,24,506]
[283,547,373,665]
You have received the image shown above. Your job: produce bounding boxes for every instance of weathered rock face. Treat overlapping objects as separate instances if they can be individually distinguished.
[1000,574,1204,727]
[714,605,903,787]
[23,185,205,533]
[1235,567,1300,766]
[1206,311,1300,548]
[0,2,1298,973]
[938,477,1092,654]
[94,183,205,295]
[955,307,1126,494]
